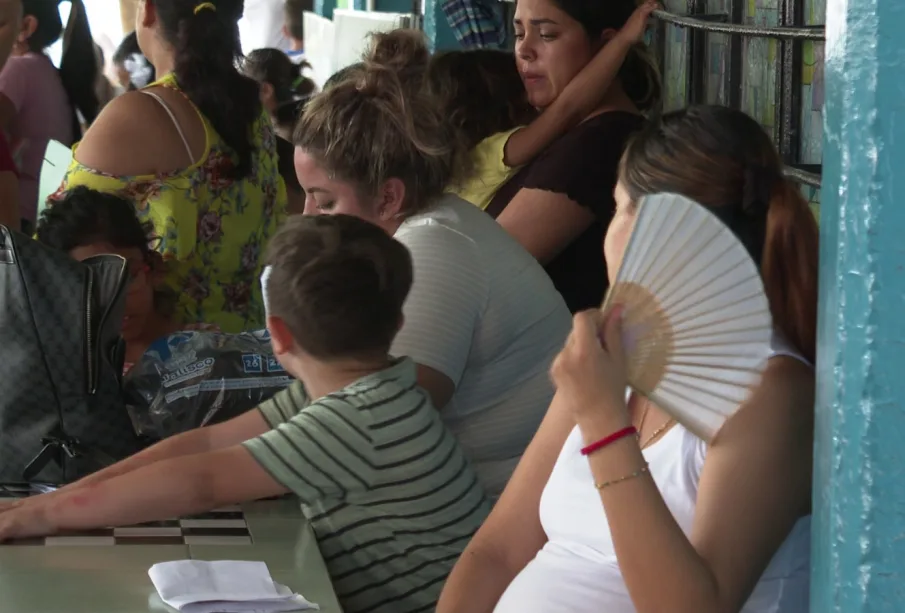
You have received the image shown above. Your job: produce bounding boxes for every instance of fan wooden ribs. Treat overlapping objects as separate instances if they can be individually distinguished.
[604,281,673,395]
[600,193,773,442]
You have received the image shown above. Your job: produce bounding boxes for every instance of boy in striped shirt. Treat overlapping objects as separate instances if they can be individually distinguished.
[0,214,491,613]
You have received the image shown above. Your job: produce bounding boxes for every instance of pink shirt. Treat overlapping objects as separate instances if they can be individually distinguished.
[0,53,74,221]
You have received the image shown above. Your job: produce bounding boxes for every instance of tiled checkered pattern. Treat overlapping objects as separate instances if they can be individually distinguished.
[0,501,253,547]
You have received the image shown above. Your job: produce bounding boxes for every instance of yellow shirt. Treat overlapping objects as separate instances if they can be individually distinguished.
[448,128,522,210]
[54,74,287,333]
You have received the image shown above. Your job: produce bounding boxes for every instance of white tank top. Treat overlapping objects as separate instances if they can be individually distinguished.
[494,332,811,613]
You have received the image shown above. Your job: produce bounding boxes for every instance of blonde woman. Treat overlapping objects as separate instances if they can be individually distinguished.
[291,45,573,497]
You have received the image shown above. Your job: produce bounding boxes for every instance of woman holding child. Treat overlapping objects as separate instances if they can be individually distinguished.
[487,0,661,313]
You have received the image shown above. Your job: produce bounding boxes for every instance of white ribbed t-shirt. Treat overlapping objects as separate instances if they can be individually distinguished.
[391,194,573,497]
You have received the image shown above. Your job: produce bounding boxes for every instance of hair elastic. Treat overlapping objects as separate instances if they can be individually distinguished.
[193,2,217,15]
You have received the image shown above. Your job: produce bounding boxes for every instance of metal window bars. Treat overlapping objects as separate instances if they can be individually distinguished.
[652,9,824,40]
[651,1,824,189]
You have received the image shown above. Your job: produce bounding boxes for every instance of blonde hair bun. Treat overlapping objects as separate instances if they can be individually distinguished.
[363,29,430,77]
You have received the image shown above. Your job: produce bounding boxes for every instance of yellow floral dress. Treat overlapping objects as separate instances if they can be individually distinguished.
[54,74,287,333]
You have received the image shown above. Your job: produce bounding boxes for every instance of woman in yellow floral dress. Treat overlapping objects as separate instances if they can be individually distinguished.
[51,0,286,333]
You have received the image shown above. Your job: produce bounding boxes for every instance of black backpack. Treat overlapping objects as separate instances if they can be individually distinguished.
[0,226,145,484]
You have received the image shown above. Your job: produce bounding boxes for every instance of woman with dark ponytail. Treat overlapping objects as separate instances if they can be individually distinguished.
[242,47,316,140]
[53,0,287,334]
[0,0,98,227]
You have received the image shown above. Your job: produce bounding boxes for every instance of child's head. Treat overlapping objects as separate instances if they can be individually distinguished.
[427,49,537,151]
[242,48,316,137]
[263,214,412,370]
[283,0,312,45]
[35,186,167,342]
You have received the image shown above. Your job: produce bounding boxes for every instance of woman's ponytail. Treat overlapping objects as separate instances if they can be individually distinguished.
[22,0,99,137]
[291,61,317,98]
[620,106,818,363]
[59,0,99,131]
[157,0,260,180]
[760,179,819,363]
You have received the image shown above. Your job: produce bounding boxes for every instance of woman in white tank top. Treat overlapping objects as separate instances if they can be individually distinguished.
[437,105,820,613]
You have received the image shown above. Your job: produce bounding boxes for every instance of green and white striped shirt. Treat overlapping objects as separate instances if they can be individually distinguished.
[243,358,491,613]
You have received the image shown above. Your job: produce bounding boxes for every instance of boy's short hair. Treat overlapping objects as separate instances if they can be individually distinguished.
[264,214,413,360]
[284,0,313,41]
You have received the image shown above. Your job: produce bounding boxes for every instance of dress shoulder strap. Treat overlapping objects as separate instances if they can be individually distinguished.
[141,90,195,165]
[769,330,812,367]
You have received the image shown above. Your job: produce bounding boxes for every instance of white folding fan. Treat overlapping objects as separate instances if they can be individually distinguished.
[601,192,773,442]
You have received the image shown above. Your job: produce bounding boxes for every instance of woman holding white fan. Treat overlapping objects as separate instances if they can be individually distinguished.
[437,105,819,613]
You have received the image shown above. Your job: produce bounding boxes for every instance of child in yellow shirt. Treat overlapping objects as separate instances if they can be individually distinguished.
[430,1,658,209]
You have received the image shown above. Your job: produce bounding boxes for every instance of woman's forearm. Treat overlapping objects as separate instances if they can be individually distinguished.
[580,415,720,613]
[550,34,634,122]
[437,546,517,613]
[503,35,633,169]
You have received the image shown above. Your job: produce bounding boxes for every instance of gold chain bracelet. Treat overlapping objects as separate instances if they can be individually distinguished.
[595,463,650,491]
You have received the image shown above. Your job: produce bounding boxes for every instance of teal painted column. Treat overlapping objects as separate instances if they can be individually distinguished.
[422,0,461,51]
[369,0,460,50]
[813,0,905,611]
[374,0,412,12]
[314,0,336,19]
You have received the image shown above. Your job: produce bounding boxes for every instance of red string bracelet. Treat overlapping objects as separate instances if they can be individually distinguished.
[580,426,638,456]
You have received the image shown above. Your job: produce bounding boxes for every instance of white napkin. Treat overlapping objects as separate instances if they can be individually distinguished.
[149,560,319,613]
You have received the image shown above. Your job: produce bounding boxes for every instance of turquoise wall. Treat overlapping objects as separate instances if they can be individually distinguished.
[374,0,410,12]
[422,0,461,51]
[314,0,336,19]
[372,0,460,50]
[813,0,905,611]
